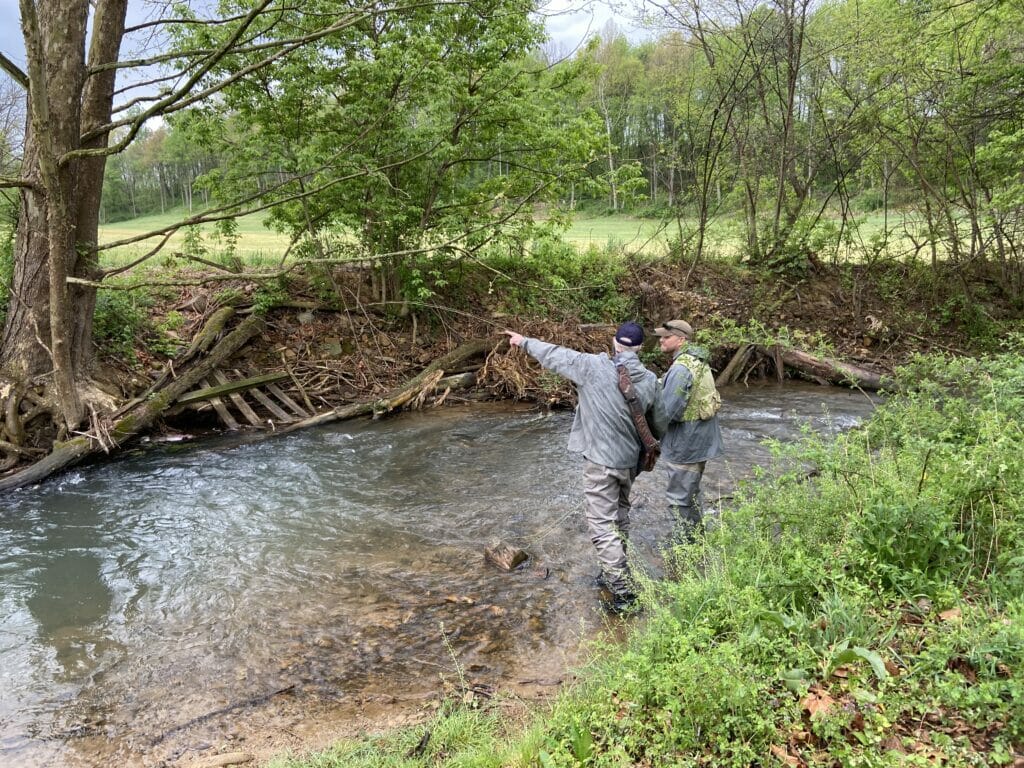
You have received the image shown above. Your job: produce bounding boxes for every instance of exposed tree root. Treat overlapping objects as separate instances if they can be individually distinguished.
[0,315,265,492]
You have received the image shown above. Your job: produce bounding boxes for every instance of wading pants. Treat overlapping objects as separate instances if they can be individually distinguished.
[666,460,706,545]
[582,460,635,597]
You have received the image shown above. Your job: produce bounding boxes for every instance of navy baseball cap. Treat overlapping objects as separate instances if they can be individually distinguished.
[614,321,645,348]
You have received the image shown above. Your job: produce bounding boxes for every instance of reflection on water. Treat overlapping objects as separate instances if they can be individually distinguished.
[0,382,877,767]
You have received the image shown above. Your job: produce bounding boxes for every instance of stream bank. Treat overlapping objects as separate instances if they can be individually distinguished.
[1,255,1006,488]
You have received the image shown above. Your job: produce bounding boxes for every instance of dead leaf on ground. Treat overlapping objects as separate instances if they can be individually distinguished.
[881,735,905,752]
[946,656,978,684]
[801,688,836,720]
[769,744,801,767]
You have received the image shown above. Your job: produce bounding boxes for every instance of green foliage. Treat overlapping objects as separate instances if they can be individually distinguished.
[252,279,290,315]
[169,0,602,305]
[707,317,835,358]
[852,188,886,213]
[481,236,631,322]
[92,290,149,360]
[0,199,13,332]
[92,288,184,362]
[762,217,843,277]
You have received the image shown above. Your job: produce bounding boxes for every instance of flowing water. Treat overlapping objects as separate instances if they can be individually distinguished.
[0,382,878,767]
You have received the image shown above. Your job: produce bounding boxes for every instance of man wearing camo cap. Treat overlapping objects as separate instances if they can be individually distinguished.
[653,319,724,546]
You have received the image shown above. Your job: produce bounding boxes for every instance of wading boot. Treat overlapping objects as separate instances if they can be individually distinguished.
[604,590,640,616]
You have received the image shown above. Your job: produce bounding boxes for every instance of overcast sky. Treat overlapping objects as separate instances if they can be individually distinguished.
[0,0,645,80]
[0,0,22,70]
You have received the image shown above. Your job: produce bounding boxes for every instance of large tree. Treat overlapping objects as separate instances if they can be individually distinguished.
[180,0,600,307]
[0,0,593,466]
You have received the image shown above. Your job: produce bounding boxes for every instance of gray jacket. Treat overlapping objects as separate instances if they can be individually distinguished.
[520,338,658,469]
[656,346,724,464]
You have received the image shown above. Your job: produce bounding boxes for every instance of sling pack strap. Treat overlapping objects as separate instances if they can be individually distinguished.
[616,364,660,472]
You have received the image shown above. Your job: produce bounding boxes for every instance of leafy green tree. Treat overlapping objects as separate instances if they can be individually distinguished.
[176,0,602,305]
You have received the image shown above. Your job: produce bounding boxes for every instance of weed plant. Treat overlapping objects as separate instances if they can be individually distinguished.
[535,344,1024,767]
[93,286,184,363]
[0,207,13,330]
[481,237,633,322]
[272,344,1023,768]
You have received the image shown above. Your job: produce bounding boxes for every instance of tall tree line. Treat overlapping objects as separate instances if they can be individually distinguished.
[568,0,1024,284]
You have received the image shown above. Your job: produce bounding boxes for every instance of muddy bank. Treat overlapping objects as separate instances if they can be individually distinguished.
[98,258,983,442]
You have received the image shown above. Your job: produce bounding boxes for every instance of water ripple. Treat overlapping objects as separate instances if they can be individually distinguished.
[0,390,877,767]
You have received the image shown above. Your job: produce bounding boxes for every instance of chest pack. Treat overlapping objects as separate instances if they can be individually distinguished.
[675,353,721,421]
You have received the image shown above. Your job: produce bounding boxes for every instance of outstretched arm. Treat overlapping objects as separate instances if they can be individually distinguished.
[503,330,592,386]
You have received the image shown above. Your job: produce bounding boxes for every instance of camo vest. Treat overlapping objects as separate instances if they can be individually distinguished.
[674,353,721,421]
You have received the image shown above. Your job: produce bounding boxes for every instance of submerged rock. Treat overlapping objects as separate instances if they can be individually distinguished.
[483,540,529,571]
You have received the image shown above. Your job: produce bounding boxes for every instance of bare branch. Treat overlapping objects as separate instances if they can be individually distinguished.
[61,0,280,163]
[123,6,299,35]
[0,52,29,89]
[73,0,464,157]
[0,172,33,188]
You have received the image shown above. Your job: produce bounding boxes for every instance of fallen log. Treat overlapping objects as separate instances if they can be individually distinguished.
[762,345,895,391]
[114,306,238,418]
[279,337,495,434]
[0,316,264,492]
[716,344,755,387]
[174,371,290,407]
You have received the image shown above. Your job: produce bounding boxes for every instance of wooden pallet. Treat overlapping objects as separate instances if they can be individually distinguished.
[177,369,311,430]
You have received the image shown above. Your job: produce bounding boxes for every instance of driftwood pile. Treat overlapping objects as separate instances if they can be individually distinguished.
[0,309,499,492]
[0,309,896,493]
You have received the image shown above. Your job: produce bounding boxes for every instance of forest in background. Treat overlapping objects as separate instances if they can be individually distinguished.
[2,0,1024,332]
[73,0,1024,286]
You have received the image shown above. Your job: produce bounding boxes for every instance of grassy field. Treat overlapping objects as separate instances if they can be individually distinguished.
[561,215,673,254]
[99,209,293,269]
[95,207,946,269]
[98,210,680,266]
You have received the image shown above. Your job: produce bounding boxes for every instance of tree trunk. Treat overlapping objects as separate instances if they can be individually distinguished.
[1,0,127,432]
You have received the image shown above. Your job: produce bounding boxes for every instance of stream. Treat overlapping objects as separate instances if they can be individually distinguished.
[0,382,878,767]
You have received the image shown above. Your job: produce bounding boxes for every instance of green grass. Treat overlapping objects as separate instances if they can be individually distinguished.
[95,206,965,272]
[99,208,292,268]
[560,215,673,255]
[267,344,1024,768]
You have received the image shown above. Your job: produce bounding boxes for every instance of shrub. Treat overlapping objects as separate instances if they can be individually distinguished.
[481,236,632,322]
[93,287,184,363]
[93,290,148,361]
